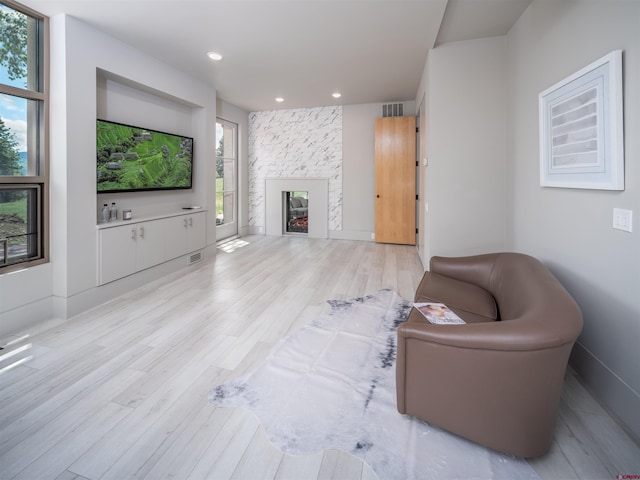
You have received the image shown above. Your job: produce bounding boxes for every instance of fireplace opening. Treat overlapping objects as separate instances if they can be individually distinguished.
[285,191,308,234]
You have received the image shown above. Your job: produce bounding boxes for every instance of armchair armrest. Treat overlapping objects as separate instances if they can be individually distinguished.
[429,254,501,291]
[398,314,576,352]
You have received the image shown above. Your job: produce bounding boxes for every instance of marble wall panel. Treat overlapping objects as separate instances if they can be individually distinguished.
[248,106,342,231]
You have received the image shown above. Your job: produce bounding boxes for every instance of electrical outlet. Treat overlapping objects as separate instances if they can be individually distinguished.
[613,208,633,232]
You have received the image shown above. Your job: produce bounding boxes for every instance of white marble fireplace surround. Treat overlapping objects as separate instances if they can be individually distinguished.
[265,177,328,238]
[248,106,342,234]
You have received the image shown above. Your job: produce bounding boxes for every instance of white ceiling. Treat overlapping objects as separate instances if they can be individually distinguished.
[17,0,532,112]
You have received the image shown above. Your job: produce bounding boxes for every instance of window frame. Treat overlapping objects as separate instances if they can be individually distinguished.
[215,118,238,233]
[0,0,49,273]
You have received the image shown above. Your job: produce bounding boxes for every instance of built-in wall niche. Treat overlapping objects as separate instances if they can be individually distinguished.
[96,71,198,221]
[284,191,308,234]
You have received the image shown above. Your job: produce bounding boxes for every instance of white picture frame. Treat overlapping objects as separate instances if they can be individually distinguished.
[539,50,624,190]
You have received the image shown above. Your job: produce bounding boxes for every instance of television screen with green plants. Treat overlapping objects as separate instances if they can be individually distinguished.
[96,119,193,193]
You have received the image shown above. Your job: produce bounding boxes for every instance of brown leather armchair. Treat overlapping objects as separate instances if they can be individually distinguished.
[396,253,583,457]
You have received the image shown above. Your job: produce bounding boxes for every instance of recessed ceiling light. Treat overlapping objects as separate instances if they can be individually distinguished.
[207,51,223,61]
[332,92,342,98]
[275,97,284,103]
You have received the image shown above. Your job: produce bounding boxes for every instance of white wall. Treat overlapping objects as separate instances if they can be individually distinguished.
[0,263,52,337]
[417,37,508,261]
[506,0,640,439]
[341,103,379,239]
[0,14,217,337]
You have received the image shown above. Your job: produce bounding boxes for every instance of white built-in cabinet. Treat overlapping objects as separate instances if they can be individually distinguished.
[164,214,206,260]
[97,211,206,285]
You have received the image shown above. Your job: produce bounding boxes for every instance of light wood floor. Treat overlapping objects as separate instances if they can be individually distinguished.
[1,235,638,480]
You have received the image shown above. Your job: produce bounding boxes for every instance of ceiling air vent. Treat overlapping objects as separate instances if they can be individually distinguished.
[382,103,404,118]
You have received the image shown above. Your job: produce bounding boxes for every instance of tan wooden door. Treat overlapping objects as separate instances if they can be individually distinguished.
[374,116,416,245]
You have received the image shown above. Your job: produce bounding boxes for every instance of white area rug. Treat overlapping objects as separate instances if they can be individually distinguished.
[209,289,540,480]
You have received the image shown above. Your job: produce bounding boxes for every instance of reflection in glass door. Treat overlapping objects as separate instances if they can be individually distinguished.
[215,119,238,241]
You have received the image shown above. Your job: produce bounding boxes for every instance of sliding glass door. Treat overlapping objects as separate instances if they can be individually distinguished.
[215,119,238,240]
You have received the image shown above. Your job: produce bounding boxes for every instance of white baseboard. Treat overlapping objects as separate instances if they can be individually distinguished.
[245,227,374,242]
[238,225,252,237]
[0,297,53,339]
[329,230,374,242]
[570,341,640,441]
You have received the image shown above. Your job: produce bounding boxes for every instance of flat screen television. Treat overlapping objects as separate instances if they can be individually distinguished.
[96,119,193,193]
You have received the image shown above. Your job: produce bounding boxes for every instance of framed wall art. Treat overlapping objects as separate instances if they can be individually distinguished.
[539,50,624,190]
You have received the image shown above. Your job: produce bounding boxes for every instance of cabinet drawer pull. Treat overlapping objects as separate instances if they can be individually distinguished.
[139,226,145,238]
[131,228,137,240]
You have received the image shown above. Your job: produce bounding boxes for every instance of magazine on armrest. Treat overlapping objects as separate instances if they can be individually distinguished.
[413,302,466,325]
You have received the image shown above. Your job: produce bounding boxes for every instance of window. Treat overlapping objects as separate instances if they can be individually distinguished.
[0,0,48,272]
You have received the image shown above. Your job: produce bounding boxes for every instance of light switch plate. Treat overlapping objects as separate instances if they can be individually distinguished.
[613,208,633,232]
